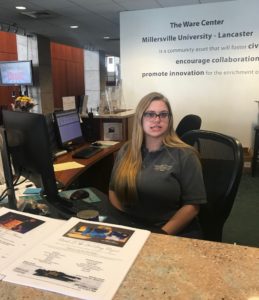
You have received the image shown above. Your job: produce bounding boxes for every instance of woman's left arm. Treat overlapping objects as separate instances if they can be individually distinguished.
[161,148,206,235]
[161,204,200,235]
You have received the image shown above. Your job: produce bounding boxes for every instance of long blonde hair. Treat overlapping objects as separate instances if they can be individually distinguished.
[113,92,191,204]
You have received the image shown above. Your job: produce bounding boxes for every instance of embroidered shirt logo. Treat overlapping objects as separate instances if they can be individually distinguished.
[154,164,172,172]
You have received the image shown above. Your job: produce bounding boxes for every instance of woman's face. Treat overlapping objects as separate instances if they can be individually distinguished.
[142,100,170,140]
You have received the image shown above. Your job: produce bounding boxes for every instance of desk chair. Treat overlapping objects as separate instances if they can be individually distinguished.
[181,130,244,242]
[176,114,202,138]
[251,125,259,176]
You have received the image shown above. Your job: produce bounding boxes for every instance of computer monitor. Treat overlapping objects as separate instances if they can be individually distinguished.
[0,60,33,86]
[77,95,88,115]
[2,110,59,210]
[0,127,16,209]
[53,109,84,150]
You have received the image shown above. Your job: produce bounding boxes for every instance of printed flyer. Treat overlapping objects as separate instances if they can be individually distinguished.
[0,207,150,299]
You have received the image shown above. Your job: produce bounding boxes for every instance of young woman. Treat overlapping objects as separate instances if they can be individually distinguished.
[109,92,206,238]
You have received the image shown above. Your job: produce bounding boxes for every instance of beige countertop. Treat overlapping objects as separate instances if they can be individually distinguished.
[1,233,258,300]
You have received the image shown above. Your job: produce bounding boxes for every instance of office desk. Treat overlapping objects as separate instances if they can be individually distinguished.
[1,234,258,299]
[54,142,123,193]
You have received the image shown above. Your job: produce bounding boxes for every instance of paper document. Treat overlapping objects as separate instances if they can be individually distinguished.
[92,140,120,148]
[54,162,85,172]
[0,207,64,271]
[62,96,76,110]
[95,140,119,146]
[0,208,150,300]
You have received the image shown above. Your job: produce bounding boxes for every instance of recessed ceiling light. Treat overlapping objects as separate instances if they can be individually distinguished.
[103,36,110,39]
[70,25,79,29]
[16,6,26,10]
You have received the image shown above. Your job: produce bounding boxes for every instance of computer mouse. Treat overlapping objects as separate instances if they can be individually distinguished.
[70,189,89,201]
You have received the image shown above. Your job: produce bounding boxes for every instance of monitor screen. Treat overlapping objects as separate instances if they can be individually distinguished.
[0,60,33,86]
[54,110,84,150]
[2,110,58,205]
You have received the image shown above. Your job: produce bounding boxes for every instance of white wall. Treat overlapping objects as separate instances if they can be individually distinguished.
[120,0,259,147]
[16,34,41,113]
[84,50,100,112]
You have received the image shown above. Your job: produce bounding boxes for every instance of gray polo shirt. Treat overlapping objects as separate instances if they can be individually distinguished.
[110,144,206,226]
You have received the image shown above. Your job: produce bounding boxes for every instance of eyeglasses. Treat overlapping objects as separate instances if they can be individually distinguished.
[143,111,170,120]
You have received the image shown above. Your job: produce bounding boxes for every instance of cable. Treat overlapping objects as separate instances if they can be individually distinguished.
[0,193,7,202]
[14,176,28,186]
[0,172,27,202]
[0,187,10,201]
[12,167,29,186]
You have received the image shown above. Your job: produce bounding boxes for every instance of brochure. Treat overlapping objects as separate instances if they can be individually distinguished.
[0,207,64,271]
[0,207,150,300]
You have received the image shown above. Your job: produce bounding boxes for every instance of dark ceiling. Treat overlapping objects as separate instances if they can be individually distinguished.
[0,0,234,57]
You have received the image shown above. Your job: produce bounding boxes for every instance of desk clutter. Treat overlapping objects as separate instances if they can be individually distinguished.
[0,109,122,215]
[0,178,38,209]
[18,187,104,218]
[0,179,105,219]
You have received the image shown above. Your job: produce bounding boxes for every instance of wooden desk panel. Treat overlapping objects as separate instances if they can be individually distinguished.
[54,142,123,191]
[81,110,135,142]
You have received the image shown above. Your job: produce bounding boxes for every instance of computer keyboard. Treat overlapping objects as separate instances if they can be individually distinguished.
[72,146,102,159]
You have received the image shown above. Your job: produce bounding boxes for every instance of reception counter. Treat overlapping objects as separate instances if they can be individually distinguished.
[1,233,258,299]
[81,110,135,142]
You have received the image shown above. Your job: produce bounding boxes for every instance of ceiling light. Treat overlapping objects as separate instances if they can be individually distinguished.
[103,36,110,39]
[16,6,26,10]
[70,25,79,29]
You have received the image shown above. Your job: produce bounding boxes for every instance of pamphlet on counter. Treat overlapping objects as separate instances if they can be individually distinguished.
[0,207,150,300]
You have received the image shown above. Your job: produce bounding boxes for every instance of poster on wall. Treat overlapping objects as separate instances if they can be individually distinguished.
[120,0,259,146]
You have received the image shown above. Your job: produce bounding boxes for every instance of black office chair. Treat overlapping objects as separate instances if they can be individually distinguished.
[176,114,202,138]
[181,130,244,242]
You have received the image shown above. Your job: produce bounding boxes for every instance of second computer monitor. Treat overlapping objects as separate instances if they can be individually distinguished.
[54,109,84,150]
